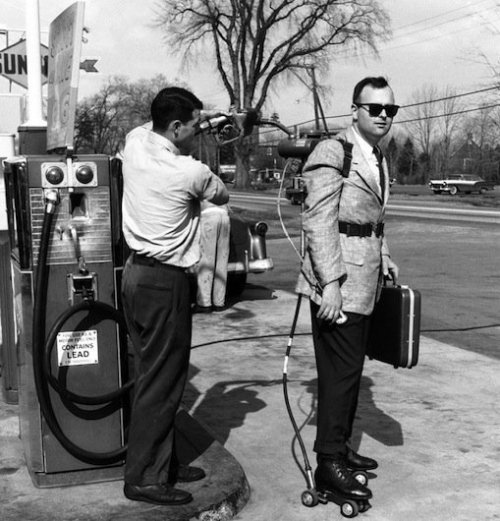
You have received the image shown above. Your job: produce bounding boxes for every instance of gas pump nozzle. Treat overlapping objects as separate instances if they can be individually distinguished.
[66,224,95,301]
[44,189,60,214]
[197,108,261,145]
[67,225,89,276]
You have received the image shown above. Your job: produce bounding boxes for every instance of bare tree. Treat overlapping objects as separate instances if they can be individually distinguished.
[155,0,390,188]
[457,49,500,181]
[436,86,462,176]
[473,105,500,148]
[404,84,464,182]
[405,84,439,167]
[460,105,500,181]
[75,75,178,155]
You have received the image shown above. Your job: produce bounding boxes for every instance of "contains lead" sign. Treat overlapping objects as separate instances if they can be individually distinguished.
[57,329,98,367]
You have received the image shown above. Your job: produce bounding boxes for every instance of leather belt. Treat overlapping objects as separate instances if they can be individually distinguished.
[130,252,185,271]
[339,221,384,238]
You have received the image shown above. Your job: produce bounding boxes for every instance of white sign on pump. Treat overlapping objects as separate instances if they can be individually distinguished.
[57,329,99,367]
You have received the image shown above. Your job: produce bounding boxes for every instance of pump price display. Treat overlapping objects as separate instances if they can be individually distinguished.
[57,329,98,367]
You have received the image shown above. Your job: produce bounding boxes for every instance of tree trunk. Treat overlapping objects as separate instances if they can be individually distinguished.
[234,139,252,189]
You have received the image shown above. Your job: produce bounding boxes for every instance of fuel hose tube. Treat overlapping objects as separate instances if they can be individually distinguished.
[32,190,131,465]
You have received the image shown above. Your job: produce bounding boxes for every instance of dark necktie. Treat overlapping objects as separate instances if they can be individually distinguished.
[373,147,385,198]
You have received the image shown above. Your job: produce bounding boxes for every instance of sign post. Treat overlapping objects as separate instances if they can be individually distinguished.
[46,1,85,151]
[24,0,45,127]
[17,0,47,154]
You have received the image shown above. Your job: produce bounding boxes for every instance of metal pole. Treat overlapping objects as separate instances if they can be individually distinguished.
[0,28,13,92]
[22,0,46,127]
[310,67,319,131]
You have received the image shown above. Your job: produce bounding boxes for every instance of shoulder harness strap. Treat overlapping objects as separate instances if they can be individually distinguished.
[337,138,353,178]
[301,137,353,177]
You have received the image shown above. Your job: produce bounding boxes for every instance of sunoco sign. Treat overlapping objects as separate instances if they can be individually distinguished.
[0,39,49,89]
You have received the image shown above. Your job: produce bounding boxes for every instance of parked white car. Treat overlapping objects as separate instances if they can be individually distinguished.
[428,174,495,195]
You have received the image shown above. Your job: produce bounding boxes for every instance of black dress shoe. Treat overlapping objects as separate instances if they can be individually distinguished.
[314,456,372,501]
[346,447,378,471]
[174,464,206,483]
[123,483,193,505]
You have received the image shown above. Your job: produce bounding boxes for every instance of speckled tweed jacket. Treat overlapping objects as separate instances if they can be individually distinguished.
[295,126,391,316]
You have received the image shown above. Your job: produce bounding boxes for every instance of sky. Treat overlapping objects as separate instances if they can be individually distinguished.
[2,0,500,128]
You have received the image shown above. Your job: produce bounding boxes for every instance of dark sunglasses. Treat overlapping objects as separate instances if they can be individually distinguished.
[355,103,400,118]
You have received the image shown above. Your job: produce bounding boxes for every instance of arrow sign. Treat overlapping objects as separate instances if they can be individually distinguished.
[80,58,98,73]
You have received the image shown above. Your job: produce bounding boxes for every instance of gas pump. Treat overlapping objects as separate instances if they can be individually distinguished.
[3,152,131,487]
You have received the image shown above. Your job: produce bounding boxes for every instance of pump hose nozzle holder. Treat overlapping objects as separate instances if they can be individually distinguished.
[32,191,131,465]
[44,189,59,215]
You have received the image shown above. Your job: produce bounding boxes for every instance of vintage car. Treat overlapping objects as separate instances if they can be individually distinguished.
[218,164,236,184]
[285,175,305,205]
[226,211,273,296]
[428,174,495,195]
[216,169,274,295]
[112,158,272,298]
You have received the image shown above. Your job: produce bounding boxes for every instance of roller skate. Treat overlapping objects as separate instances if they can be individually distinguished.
[301,456,372,518]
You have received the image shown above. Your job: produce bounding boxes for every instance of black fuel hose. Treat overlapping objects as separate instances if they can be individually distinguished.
[282,294,314,486]
[32,191,129,465]
[44,300,133,406]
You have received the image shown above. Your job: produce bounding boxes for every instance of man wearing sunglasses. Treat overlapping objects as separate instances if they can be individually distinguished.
[296,76,399,506]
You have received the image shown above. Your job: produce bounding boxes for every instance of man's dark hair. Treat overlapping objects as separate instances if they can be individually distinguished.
[352,77,390,103]
[151,87,203,131]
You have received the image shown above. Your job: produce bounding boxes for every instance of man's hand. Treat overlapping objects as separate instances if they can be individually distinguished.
[317,280,343,324]
[382,255,399,284]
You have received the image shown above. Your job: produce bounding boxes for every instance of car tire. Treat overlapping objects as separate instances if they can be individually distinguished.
[449,185,458,195]
[432,190,442,195]
[226,272,247,297]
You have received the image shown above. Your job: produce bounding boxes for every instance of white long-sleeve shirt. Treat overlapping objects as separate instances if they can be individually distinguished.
[122,125,228,268]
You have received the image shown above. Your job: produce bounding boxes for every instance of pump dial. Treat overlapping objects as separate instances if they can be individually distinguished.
[75,164,94,184]
[45,165,65,185]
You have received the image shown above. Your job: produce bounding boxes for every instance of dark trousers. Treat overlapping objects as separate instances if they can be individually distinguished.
[121,255,192,486]
[310,301,371,457]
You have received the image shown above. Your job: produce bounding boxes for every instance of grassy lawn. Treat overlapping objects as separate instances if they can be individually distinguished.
[389,184,500,208]
[230,184,499,240]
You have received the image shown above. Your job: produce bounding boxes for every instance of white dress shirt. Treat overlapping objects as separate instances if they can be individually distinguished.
[122,125,228,268]
[351,127,384,197]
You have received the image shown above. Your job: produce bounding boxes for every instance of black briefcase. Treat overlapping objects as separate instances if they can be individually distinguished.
[367,283,421,369]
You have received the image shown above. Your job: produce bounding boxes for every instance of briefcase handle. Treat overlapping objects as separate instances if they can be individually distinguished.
[383,273,397,286]
[383,276,412,291]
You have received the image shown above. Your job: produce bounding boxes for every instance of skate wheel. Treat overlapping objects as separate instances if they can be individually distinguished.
[341,499,359,518]
[353,471,368,486]
[301,489,319,507]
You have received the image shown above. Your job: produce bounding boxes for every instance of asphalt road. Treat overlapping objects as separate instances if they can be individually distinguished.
[232,191,500,361]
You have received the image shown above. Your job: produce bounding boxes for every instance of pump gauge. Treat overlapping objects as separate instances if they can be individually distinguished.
[72,162,98,187]
[41,162,68,188]
[45,166,65,185]
[75,164,94,184]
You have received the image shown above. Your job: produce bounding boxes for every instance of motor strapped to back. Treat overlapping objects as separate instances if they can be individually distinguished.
[277,136,321,159]
[276,132,353,207]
